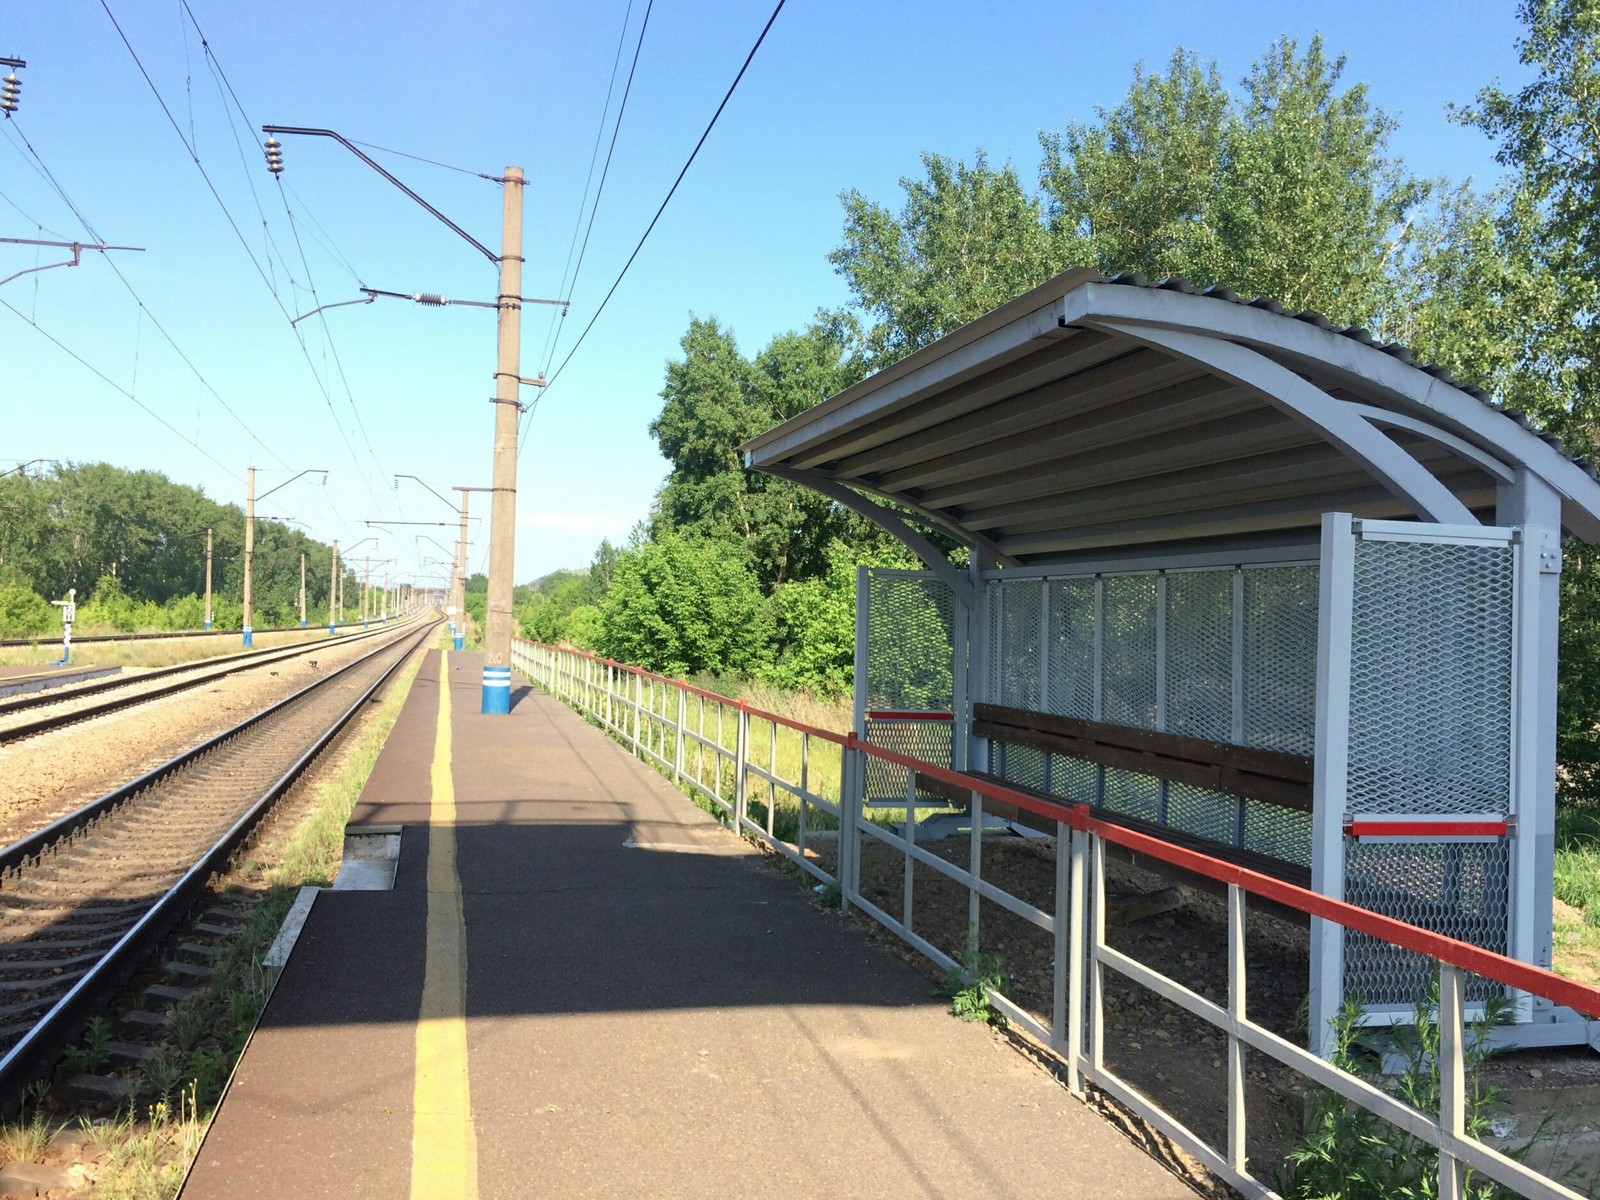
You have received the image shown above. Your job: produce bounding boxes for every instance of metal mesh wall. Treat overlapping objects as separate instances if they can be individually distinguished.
[1165,570,1232,742]
[864,719,955,803]
[1343,838,1512,1007]
[1346,541,1514,818]
[1244,566,1319,756]
[1102,575,1158,729]
[1046,578,1097,718]
[862,570,958,803]
[995,580,1043,710]
[865,572,956,712]
[984,565,1315,866]
[1330,530,1518,1015]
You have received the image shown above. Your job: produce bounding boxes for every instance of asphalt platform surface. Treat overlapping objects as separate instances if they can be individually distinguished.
[181,649,1191,1200]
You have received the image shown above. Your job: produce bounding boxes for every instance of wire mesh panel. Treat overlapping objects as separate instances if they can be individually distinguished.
[984,563,1316,869]
[865,571,956,713]
[864,718,955,803]
[1347,540,1514,818]
[993,580,1043,709]
[861,569,958,804]
[1165,570,1233,742]
[1101,575,1158,729]
[1315,519,1523,1031]
[1344,839,1512,1008]
[1046,578,1096,718]
[1243,566,1319,756]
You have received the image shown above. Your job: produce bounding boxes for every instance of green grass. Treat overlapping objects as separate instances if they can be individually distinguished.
[1553,808,1600,981]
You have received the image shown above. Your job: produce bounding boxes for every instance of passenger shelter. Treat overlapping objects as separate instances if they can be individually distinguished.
[743,267,1600,1049]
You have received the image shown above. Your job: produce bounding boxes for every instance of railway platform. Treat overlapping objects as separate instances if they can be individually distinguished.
[180,648,1189,1199]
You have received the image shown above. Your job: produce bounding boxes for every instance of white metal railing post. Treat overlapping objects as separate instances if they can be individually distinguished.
[767,720,778,836]
[840,740,864,913]
[734,702,750,829]
[631,670,642,756]
[1089,835,1106,1075]
[1439,963,1466,1199]
[968,789,983,934]
[1227,883,1248,1177]
[903,768,917,938]
[1067,822,1089,1093]
[674,685,686,782]
[797,732,810,850]
[716,702,726,806]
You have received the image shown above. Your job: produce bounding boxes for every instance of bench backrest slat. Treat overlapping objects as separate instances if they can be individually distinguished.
[972,701,1313,813]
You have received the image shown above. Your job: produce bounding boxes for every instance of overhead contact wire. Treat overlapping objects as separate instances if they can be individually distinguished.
[524,0,788,451]
[538,0,643,375]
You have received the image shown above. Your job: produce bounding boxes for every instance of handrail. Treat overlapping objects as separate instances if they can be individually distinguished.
[517,636,1600,1021]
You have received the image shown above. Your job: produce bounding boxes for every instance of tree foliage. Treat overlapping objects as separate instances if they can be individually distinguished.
[650,318,871,588]
[0,462,343,633]
[597,533,772,677]
[831,152,1055,362]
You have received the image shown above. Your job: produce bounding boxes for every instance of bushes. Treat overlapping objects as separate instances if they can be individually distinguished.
[765,543,854,696]
[0,584,55,637]
[597,534,772,677]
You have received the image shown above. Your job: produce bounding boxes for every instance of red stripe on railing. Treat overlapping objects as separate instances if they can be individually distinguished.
[1345,820,1508,838]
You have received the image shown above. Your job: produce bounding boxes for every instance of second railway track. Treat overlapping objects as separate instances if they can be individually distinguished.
[0,615,427,746]
[0,617,437,1095]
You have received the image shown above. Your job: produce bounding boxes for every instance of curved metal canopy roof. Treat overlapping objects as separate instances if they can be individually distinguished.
[744,268,1600,579]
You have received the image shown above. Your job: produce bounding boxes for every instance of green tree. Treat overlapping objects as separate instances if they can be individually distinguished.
[1042,36,1423,321]
[0,584,54,637]
[562,604,603,649]
[650,318,869,589]
[765,542,856,695]
[596,534,772,677]
[1456,0,1599,446]
[831,151,1055,363]
[1454,1,1600,804]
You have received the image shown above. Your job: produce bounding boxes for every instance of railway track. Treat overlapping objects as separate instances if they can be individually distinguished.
[0,617,435,1097]
[0,618,376,649]
[0,614,425,746]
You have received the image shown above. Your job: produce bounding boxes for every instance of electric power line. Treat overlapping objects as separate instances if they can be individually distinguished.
[1,110,290,470]
[538,0,644,375]
[1,295,242,480]
[521,0,788,451]
[103,0,390,511]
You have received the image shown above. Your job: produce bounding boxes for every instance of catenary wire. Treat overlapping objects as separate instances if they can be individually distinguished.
[1,296,242,481]
[103,0,389,510]
[537,0,641,375]
[181,0,394,509]
[521,0,788,451]
[1,110,290,469]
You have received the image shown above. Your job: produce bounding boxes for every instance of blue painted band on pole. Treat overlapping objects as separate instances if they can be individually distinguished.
[481,664,511,714]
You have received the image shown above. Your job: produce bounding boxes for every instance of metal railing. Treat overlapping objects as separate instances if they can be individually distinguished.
[513,638,1600,1200]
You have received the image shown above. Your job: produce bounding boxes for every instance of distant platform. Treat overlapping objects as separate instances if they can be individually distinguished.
[0,664,121,699]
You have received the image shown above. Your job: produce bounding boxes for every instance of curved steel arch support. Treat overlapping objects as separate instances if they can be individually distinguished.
[1092,321,1479,527]
[762,466,976,605]
[1345,404,1515,483]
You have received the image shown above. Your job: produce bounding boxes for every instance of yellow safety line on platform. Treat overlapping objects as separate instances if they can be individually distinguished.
[411,650,479,1200]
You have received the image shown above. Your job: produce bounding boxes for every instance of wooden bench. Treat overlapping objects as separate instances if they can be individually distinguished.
[912,702,1316,919]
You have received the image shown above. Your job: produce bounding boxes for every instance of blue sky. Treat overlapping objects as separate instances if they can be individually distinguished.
[2,1,1530,588]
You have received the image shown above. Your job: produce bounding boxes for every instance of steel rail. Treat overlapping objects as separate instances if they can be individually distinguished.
[0,619,437,1098]
[0,616,388,649]
[0,614,425,739]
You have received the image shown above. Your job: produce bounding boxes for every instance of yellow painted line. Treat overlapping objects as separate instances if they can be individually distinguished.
[411,650,479,1200]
